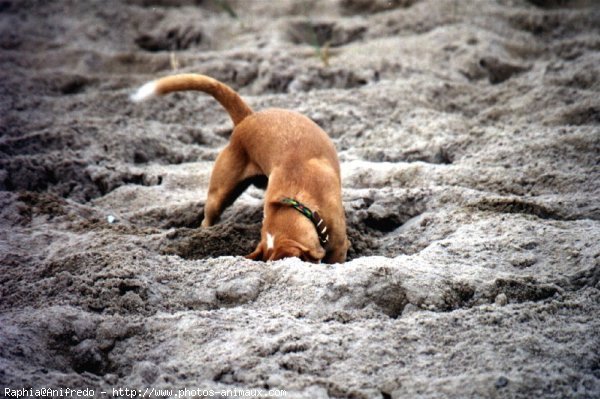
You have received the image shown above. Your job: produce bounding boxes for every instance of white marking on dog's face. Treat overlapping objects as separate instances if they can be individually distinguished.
[266,232,275,250]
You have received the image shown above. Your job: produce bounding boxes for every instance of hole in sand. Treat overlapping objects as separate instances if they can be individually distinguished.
[160,204,263,260]
[345,191,430,260]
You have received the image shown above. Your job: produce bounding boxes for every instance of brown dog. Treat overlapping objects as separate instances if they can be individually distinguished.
[132,74,349,263]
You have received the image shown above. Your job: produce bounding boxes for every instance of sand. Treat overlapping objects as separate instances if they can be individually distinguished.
[0,0,599,398]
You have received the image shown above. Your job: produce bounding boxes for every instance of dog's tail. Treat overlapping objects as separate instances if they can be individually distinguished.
[130,73,253,126]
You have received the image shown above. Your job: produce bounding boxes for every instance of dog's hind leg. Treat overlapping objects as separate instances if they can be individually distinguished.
[201,145,259,227]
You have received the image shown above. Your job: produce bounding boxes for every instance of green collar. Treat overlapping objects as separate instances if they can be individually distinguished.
[281,198,329,246]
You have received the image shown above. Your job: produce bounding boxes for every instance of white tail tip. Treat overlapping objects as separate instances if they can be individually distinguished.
[130,81,157,102]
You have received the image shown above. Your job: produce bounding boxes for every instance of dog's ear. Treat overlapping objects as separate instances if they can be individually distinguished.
[269,245,301,261]
[270,239,325,263]
[301,245,326,263]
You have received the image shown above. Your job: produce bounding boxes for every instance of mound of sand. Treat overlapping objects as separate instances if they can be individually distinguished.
[1,0,598,397]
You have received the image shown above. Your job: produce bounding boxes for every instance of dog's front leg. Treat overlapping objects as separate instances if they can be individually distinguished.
[323,238,350,264]
[202,145,251,227]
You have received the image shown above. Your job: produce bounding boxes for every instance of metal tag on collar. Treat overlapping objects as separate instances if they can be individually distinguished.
[312,210,329,245]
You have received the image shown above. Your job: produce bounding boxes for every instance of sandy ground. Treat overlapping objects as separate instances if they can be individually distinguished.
[1,0,599,398]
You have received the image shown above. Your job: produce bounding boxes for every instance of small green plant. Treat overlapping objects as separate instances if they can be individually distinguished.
[213,0,238,19]
[309,25,331,67]
[170,52,180,71]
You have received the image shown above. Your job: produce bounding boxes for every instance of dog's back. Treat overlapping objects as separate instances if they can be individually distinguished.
[232,109,340,178]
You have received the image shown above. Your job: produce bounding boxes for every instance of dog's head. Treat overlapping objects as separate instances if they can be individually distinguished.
[246,236,325,263]
[246,204,326,263]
